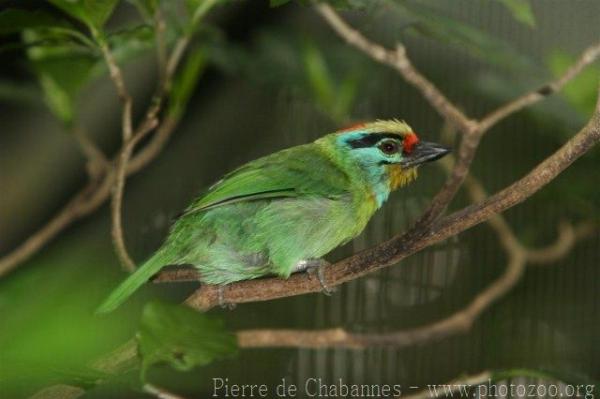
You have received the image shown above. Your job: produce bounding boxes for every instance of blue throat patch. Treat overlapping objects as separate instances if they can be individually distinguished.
[336,131,392,208]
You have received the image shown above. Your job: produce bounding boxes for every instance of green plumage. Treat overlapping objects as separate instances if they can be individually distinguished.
[97,120,449,313]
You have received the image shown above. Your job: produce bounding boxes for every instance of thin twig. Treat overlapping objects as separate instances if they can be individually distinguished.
[72,126,109,178]
[98,40,133,142]
[479,43,600,132]
[97,33,140,271]
[110,131,155,272]
[526,221,596,264]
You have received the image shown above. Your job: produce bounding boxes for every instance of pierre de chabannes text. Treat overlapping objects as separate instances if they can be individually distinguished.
[212,377,595,398]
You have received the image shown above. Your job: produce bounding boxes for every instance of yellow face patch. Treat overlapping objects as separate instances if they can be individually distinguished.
[388,166,418,191]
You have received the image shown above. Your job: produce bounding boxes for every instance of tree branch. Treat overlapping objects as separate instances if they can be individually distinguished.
[72,126,109,179]
[97,33,141,271]
[478,43,600,133]
[110,124,158,272]
[98,40,134,142]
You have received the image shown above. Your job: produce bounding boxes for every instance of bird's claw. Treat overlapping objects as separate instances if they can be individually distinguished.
[306,261,335,296]
[217,285,236,310]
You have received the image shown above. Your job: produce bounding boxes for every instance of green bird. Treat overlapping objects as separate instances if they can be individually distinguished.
[96,120,449,313]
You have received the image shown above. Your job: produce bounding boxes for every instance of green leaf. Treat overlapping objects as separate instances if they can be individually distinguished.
[397,2,536,73]
[49,0,119,29]
[497,0,536,27]
[105,24,155,66]
[336,72,359,121]
[303,42,336,114]
[83,0,120,27]
[137,302,237,378]
[25,30,97,123]
[0,9,70,36]
[302,41,358,122]
[169,48,207,118]
[547,50,600,118]
[127,0,158,20]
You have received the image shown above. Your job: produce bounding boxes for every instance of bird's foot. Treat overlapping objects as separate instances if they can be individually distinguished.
[217,285,236,310]
[299,259,335,296]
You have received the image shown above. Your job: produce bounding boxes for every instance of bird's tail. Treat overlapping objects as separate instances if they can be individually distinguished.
[95,251,168,314]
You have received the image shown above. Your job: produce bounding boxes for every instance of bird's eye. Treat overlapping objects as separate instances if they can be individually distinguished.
[379,140,399,155]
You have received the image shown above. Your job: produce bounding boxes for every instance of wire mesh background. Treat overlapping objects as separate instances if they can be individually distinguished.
[1,0,599,398]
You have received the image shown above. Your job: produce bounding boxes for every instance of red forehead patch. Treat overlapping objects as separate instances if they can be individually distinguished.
[403,133,419,153]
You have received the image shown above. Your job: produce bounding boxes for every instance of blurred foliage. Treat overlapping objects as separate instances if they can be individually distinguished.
[0,79,43,105]
[169,48,208,118]
[496,0,536,27]
[302,41,359,123]
[548,50,600,118]
[0,8,70,35]
[395,1,537,73]
[0,227,133,397]
[138,302,237,379]
[48,0,119,31]
[0,0,598,397]
[24,28,97,123]
[0,0,207,124]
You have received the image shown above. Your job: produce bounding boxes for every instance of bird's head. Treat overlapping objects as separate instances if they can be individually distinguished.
[320,119,450,206]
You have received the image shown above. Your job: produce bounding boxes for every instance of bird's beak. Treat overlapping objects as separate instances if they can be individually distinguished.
[399,141,451,168]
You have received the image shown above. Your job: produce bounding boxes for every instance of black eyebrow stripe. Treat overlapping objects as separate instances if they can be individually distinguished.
[347,132,403,149]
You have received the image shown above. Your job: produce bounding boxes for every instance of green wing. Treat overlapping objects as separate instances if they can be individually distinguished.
[184,143,349,215]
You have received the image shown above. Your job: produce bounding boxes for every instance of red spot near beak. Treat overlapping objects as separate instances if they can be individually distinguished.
[403,133,419,154]
[338,122,366,132]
